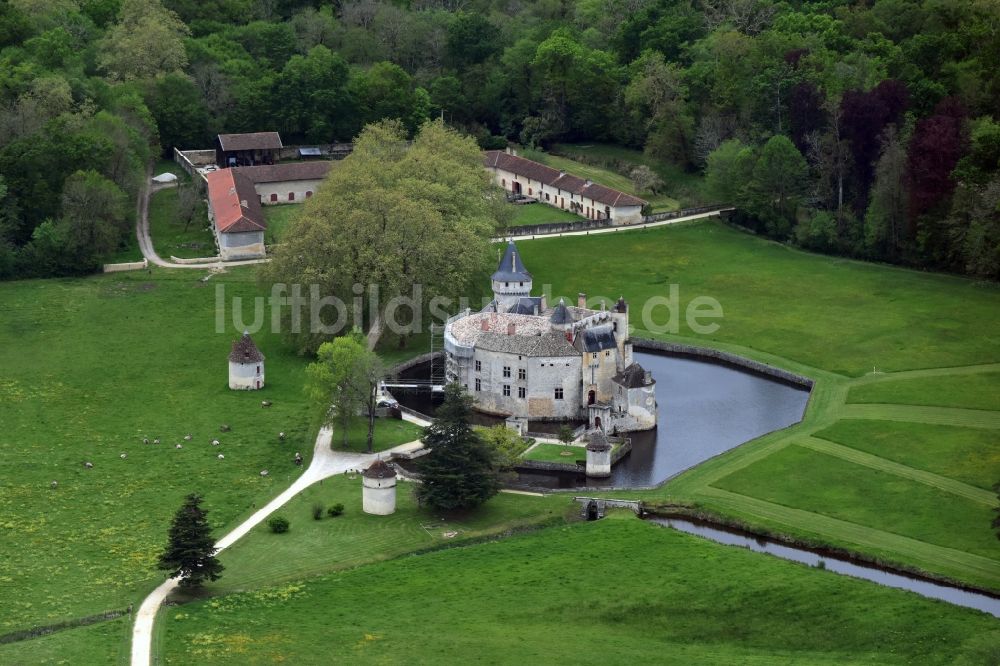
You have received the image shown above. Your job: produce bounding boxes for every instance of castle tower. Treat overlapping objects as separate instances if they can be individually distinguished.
[362,459,397,515]
[585,429,612,478]
[491,240,532,312]
[228,331,265,390]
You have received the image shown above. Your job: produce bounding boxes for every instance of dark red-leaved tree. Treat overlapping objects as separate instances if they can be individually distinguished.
[907,97,968,233]
[840,80,909,211]
[788,81,825,153]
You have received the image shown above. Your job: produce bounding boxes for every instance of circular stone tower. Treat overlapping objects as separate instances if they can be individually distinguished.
[362,459,397,515]
[585,429,612,478]
[228,331,265,390]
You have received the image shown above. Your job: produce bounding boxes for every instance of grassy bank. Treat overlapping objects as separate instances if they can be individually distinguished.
[0,268,318,633]
[160,515,1000,664]
[148,187,215,259]
[509,202,581,227]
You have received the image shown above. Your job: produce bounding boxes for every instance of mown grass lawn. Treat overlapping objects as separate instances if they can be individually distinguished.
[508,201,581,226]
[523,442,586,463]
[0,268,319,634]
[262,204,301,245]
[0,615,131,665]
[329,417,423,453]
[848,372,1000,411]
[814,420,1000,490]
[160,515,1000,664]
[203,477,567,595]
[148,187,216,259]
[712,445,998,559]
[516,221,1000,376]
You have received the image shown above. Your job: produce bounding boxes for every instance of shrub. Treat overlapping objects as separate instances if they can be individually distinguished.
[268,516,290,533]
[311,503,324,520]
[327,503,344,517]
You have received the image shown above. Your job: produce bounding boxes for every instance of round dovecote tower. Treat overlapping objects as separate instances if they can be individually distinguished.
[362,459,397,515]
[228,331,264,390]
[491,240,532,312]
[585,429,612,478]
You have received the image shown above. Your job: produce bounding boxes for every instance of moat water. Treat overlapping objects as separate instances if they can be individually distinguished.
[648,517,1000,618]
[394,349,811,489]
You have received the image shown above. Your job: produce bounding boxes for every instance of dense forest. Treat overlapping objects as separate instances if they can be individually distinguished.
[0,0,997,279]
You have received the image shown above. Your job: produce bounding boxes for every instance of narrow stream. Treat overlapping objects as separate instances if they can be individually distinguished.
[648,516,1000,618]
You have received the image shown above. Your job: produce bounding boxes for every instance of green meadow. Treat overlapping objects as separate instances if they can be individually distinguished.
[160,515,1000,665]
[148,187,216,259]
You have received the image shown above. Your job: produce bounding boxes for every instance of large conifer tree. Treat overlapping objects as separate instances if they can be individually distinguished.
[157,493,224,589]
[416,383,499,511]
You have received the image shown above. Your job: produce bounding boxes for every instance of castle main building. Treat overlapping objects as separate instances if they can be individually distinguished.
[444,242,656,433]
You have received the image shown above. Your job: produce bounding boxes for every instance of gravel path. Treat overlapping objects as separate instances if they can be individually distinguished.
[130,411,430,666]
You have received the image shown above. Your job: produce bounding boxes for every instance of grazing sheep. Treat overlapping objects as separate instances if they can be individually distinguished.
[278,432,286,440]
[143,437,149,445]
[183,434,192,441]
[259,469,269,477]
[50,480,58,489]
[83,461,93,469]
[175,444,183,449]
[120,453,127,459]
[261,400,272,408]
[220,424,231,432]
[218,454,225,460]
[211,439,220,446]
[153,438,160,445]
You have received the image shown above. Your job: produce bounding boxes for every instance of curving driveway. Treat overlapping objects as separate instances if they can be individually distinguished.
[130,412,430,666]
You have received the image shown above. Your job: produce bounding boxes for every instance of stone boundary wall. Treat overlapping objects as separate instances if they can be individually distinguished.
[632,338,814,389]
[387,351,441,377]
[506,204,730,238]
[278,143,354,161]
[102,259,147,273]
[173,148,215,177]
[170,255,221,265]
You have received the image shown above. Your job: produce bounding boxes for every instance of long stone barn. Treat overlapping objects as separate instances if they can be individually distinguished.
[483,149,647,224]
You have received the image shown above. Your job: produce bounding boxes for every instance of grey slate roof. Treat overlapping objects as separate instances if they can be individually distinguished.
[614,362,655,388]
[362,459,396,479]
[492,241,532,282]
[578,325,617,353]
[549,299,573,324]
[507,296,543,315]
[229,332,264,363]
[476,332,579,357]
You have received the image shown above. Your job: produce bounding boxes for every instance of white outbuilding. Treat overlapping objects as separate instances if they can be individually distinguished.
[228,331,265,390]
[585,429,612,478]
[362,459,397,515]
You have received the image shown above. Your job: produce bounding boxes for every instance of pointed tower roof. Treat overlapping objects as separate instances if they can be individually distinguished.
[491,241,532,282]
[228,331,264,364]
[550,298,572,324]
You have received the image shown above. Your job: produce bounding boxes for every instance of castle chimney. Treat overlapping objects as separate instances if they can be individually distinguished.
[240,199,248,208]
[540,294,547,311]
[559,170,566,178]
[481,318,490,332]
[507,323,516,336]
[601,300,606,311]
[505,146,511,155]
[578,292,587,309]
[644,370,652,384]
[585,179,592,188]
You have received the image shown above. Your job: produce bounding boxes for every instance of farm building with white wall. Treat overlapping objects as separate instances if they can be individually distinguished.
[483,150,646,224]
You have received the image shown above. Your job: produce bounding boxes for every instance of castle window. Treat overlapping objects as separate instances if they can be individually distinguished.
[518,368,526,380]
[592,352,598,359]
[518,386,526,398]
[288,192,295,201]
[545,193,550,202]
[503,366,511,378]
[503,384,511,397]
[475,360,481,372]
[554,388,564,400]
[475,378,481,391]
[605,351,610,357]
[270,193,277,202]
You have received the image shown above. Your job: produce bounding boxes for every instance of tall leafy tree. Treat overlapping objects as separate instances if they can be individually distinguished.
[416,382,499,511]
[259,119,499,353]
[98,0,189,81]
[746,134,810,237]
[157,494,224,589]
[306,328,384,452]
